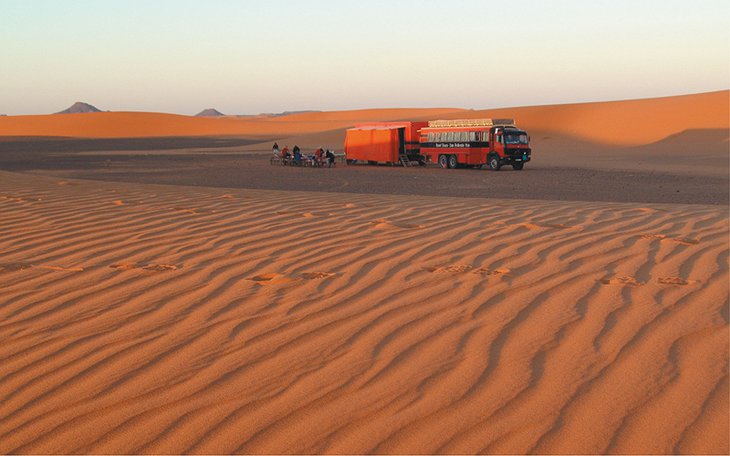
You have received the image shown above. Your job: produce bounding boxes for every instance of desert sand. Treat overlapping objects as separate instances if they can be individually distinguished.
[0,170,727,454]
[0,91,728,454]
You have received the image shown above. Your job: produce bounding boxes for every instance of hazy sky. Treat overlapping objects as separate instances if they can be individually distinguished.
[2,0,728,115]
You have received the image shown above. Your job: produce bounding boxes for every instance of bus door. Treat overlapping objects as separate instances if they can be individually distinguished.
[397,127,405,156]
[491,127,504,157]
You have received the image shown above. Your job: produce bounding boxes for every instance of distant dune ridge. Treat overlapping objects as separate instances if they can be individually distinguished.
[195,108,225,117]
[1,91,727,149]
[55,101,102,114]
[259,109,322,117]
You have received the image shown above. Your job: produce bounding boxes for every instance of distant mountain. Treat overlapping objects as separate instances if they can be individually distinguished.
[56,102,102,114]
[195,108,225,117]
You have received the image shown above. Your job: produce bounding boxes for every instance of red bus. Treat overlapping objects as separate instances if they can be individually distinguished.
[418,119,531,170]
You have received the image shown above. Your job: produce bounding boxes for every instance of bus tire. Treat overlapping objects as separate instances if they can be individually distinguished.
[438,155,449,168]
[512,162,524,170]
[448,154,458,169]
[488,154,501,171]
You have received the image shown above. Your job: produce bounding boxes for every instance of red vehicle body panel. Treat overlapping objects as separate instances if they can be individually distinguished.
[345,128,400,163]
[419,126,491,166]
[344,122,427,164]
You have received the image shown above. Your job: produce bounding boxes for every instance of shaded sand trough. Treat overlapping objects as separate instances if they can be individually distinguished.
[0,170,727,454]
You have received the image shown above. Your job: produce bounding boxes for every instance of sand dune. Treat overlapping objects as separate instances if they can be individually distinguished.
[444,90,730,146]
[0,170,726,454]
[0,108,465,140]
[1,91,727,149]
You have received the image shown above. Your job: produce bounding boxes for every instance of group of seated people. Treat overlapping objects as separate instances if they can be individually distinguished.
[273,143,336,167]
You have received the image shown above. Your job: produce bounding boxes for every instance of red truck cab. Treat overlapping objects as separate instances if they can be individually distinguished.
[487,126,531,170]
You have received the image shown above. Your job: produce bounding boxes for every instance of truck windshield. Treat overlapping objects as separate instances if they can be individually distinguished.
[505,133,528,145]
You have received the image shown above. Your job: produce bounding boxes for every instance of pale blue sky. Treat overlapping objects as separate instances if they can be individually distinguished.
[1,0,728,115]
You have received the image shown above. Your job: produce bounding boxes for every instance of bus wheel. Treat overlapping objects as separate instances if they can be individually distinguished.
[488,154,501,171]
[448,154,458,169]
[438,155,449,168]
[512,162,524,170]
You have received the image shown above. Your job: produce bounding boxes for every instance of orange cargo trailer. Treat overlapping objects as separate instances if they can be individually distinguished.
[345,122,427,165]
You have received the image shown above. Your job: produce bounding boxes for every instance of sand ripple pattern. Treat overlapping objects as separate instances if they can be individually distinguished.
[0,171,727,454]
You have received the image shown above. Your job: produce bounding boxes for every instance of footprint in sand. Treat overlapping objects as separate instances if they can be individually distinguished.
[246,273,297,286]
[302,212,329,218]
[142,264,180,271]
[657,276,697,286]
[600,276,644,286]
[1,195,41,203]
[640,234,699,245]
[276,210,320,217]
[0,262,33,272]
[371,219,425,230]
[247,271,338,285]
[171,207,207,215]
[510,222,579,231]
[672,237,700,245]
[473,267,511,276]
[110,263,180,272]
[640,234,668,240]
[300,271,338,279]
[426,265,511,276]
[427,265,474,273]
[37,265,84,272]
[0,262,83,272]
[276,210,330,218]
[248,273,283,283]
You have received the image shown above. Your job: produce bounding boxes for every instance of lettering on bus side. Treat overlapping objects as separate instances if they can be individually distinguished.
[434,142,479,148]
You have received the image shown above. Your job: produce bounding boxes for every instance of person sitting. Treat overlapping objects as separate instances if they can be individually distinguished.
[272,142,279,156]
[315,147,324,167]
[325,149,336,167]
[281,146,290,165]
[293,145,302,165]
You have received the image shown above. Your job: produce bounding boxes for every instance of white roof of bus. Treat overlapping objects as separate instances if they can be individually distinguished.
[426,119,514,128]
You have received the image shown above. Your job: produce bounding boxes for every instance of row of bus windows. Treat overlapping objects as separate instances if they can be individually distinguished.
[427,131,485,142]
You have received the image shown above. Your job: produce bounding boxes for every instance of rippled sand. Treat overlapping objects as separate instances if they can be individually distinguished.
[1,171,727,454]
